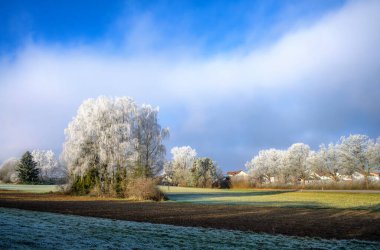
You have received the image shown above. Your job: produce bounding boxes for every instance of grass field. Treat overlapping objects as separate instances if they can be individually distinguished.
[159,186,380,210]
[1,184,380,211]
[0,184,59,193]
[1,207,379,249]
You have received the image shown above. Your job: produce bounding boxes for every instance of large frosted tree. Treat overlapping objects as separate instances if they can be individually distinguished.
[62,97,136,180]
[133,105,169,178]
[61,96,168,195]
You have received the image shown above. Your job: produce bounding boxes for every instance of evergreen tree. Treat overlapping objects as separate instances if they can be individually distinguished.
[17,151,40,184]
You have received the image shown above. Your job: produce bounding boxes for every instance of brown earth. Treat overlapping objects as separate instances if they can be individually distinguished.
[0,190,379,241]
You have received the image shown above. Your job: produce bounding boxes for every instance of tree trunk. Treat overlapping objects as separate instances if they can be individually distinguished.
[364,174,369,190]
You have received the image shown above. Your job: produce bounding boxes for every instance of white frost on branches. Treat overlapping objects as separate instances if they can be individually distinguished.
[245,149,285,183]
[31,150,66,181]
[61,96,168,179]
[245,134,380,187]
[165,146,197,186]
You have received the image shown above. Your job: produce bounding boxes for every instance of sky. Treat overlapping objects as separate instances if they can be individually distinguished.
[0,0,379,172]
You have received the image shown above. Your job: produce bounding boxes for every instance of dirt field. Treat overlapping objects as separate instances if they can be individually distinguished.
[0,190,379,241]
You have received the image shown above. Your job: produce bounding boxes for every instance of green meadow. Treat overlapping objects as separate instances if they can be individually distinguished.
[160,186,380,211]
[0,184,59,193]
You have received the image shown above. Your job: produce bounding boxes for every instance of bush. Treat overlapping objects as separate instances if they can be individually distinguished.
[125,177,166,201]
[67,168,167,200]
[230,177,252,189]
[69,168,99,195]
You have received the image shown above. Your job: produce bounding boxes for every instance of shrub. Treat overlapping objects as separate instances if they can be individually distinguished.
[69,168,99,195]
[67,168,167,200]
[125,177,166,201]
[230,177,252,189]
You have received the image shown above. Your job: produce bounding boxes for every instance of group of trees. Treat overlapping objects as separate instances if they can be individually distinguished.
[0,150,65,184]
[61,96,168,197]
[164,146,223,188]
[246,134,380,188]
[32,150,66,182]
[2,94,379,195]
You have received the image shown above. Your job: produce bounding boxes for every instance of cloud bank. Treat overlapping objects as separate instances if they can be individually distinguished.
[0,0,379,170]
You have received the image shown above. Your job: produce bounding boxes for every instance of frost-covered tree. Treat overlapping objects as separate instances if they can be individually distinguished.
[62,97,139,194]
[368,137,380,172]
[61,96,168,195]
[32,150,66,182]
[17,151,39,184]
[0,158,20,183]
[310,144,342,182]
[165,146,197,186]
[62,97,136,176]
[191,158,222,188]
[284,143,310,187]
[245,134,380,188]
[338,134,378,188]
[133,105,169,178]
[245,149,284,183]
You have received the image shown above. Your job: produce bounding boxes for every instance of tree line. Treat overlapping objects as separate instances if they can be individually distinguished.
[1,96,379,195]
[245,134,380,189]
[0,150,65,184]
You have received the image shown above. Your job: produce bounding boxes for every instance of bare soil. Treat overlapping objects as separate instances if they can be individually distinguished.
[0,190,379,241]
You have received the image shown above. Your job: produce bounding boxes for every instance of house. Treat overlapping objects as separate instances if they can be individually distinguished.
[226,170,250,187]
[227,170,249,179]
[370,170,380,181]
[310,170,380,182]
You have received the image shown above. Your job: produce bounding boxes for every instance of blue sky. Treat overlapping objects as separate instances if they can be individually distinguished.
[0,0,379,171]
[0,0,345,54]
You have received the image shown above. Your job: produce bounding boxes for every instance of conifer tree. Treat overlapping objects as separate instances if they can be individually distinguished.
[17,151,39,184]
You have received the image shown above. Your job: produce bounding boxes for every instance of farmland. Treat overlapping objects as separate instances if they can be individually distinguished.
[1,184,380,244]
[2,207,379,249]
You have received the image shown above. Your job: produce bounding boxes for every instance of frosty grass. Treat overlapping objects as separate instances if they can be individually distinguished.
[0,207,379,249]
